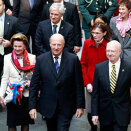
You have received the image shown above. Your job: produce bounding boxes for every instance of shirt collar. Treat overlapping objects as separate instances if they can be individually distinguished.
[88,39,107,47]
[0,13,5,21]
[51,19,62,29]
[109,58,121,67]
[53,53,62,59]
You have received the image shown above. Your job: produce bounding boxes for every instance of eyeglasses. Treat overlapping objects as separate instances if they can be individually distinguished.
[91,32,102,35]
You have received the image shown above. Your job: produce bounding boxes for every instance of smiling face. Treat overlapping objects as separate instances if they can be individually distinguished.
[106,41,121,64]
[119,4,130,19]
[13,41,26,56]
[91,27,107,43]
[50,9,62,24]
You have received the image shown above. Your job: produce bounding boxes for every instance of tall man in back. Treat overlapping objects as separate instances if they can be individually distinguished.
[29,34,85,131]
[92,40,131,131]
[35,3,74,56]
[41,0,82,53]
[13,0,46,54]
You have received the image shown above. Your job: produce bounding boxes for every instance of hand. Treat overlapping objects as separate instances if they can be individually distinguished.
[2,39,11,47]
[91,19,94,26]
[29,109,37,119]
[73,46,81,54]
[86,84,93,93]
[75,108,84,118]
[6,9,13,15]
[0,96,5,108]
[92,116,99,125]
[26,80,31,87]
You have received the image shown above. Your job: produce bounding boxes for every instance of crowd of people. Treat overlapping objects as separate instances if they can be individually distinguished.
[0,0,131,131]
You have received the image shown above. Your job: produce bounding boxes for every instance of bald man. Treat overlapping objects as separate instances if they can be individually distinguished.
[91,40,131,131]
[29,34,85,131]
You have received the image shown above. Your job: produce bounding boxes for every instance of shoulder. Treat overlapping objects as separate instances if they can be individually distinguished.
[110,16,119,22]
[28,53,36,59]
[5,14,18,21]
[4,53,11,59]
[121,59,131,68]
[37,51,50,60]
[39,19,50,26]
[63,51,79,61]
[64,2,76,9]
[96,60,108,69]
[62,20,73,29]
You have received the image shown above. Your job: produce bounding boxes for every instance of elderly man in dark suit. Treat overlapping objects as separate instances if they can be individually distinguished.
[92,40,131,131]
[35,2,74,56]
[0,0,22,82]
[41,0,82,53]
[12,0,47,54]
[29,33,85,131]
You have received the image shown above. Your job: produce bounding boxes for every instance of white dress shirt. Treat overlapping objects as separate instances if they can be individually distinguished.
[109,58,121,80]
[0,13,5,37]
[51,20,62,34]
[53,54,62,66]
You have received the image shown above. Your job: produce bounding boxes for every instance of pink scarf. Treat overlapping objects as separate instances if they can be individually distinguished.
[116,12,131,38]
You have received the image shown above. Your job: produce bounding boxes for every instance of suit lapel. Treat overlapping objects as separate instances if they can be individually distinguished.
[57,51,65,79]
[123,30,131,46]
[48,20,53,36]
[4,15,10,36]
[47,51,57,78]
[58,20,64,35]
[103,61,111,92]
[114,60,125,94]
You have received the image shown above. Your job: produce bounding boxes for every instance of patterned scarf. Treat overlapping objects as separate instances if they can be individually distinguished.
[116,12,131,38]
[11,49,35,72]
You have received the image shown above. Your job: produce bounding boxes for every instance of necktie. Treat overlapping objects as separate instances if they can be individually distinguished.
[54,57,59,74]
[52,25,57,34]
[29,0,34,9]
[110,64,117,94]
[0,19,4,55]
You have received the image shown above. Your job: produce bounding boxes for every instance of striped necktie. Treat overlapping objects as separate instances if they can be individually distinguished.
[110,64,117,94]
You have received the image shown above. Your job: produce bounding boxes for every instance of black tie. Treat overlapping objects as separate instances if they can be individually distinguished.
[52,25,57,34]
[54,57,59,74]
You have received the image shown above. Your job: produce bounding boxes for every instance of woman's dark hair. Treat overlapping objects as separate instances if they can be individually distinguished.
[10,33,28,47]
[119,0,131,10]
[94,14,108,25]
[90,22,111,41]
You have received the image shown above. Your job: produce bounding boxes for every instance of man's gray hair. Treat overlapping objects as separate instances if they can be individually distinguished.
[49,3,66,14]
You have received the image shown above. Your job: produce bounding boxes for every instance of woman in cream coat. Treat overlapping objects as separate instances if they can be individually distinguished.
[0,33,36,131]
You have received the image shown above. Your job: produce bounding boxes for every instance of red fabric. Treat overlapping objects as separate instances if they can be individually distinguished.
[80,39,109,86]
[113,0,120,16]
[11,50,35,72]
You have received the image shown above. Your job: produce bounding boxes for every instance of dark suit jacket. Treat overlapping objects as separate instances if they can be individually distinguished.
[4,0,13,12]
[13,0,45,34]
[35,19,74,56]
[4,14,22,54]
[29,51,85,118]
[91,59,131,126]
[41,2,82,47]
